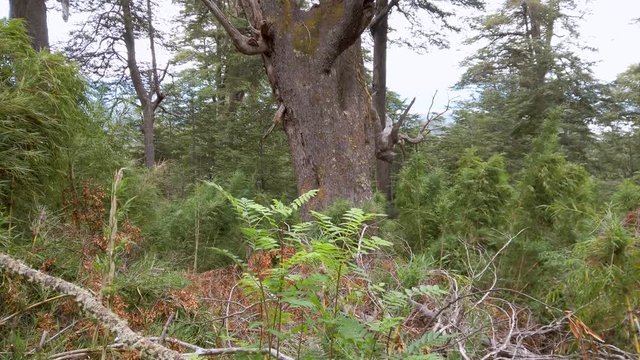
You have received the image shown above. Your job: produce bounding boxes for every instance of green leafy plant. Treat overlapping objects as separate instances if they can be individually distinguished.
[394,154,448,250]
[211,183,446,359]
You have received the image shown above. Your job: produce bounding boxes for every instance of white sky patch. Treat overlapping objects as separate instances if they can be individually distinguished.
[1,0,639,115]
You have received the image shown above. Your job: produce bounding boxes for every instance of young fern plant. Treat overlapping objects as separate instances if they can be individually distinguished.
[210,183,414,359]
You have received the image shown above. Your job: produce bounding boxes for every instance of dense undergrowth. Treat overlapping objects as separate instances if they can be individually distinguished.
[2,17,640,360]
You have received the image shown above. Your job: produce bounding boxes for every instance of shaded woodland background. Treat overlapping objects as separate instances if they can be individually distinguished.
[1,0,640,358]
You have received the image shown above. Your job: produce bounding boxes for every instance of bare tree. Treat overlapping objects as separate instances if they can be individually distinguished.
[65,0,167,168]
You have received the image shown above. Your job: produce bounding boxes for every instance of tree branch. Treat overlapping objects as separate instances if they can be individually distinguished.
[369,0,399,30]
[0,253,297,360]
[200,0,268,55]
[399,92,450,144]
[0,253,183,359]
[120,0,150,106]
[376,97,415,161]
[238,0,263,29]
[316,0,375,71]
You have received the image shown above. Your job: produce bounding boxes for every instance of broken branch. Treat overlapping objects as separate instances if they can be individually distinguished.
[0,253,297,360]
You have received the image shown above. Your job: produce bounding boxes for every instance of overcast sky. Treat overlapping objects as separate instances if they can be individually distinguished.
[1,0,639,115]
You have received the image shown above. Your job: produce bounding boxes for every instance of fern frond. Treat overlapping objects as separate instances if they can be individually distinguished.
[290,189,319,210]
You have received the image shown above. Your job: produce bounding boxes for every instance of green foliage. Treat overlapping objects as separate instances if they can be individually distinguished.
[395,154,448,250]
[155,0,295,197]
[213,185,447,359]
[549,211,640,350]
[516,115,595,239]
[147,172,252,270]
[0,19,86,220]
[611,179,640,213]
[109,255,190,301]
[455,0,600,170]
[442,149,513,239]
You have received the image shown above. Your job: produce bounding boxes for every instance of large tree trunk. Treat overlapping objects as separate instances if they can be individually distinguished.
[278,44,376,210]
[9,0,49,50]
[201,0,376,210]
[262,2,377,210]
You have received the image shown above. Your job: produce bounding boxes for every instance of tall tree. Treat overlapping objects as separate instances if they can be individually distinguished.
[200,0,484,210]
[9,0,49,50]
[65,0,167,167]
[456,0,600,169]
[200,0,378,210]
[592,64,640,179]
[121,0,165,167]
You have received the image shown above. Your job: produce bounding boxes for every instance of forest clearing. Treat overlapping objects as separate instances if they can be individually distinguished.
[1,0,640,359]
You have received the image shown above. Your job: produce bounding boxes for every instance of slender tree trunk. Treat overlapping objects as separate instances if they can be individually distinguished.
[121,0,163,168]
[372,0,391,201]
[142,104,156,168]
[9,0,49,50]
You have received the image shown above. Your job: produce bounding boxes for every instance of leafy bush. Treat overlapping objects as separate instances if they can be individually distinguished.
[442,148,513,240]
[146,172,253,270]
[213,184,449,359]
[611,179,640,213]
[395,154,448,250]
[0,19,86,223]
[505,114,595,293]
[549,210,640,351]
[515,115,595,240]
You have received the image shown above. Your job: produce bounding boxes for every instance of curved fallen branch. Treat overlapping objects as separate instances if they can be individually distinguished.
[0,253,294,360]
[0,253,183,359]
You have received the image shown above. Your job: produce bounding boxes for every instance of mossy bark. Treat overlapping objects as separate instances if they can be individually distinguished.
[260,1,377,210]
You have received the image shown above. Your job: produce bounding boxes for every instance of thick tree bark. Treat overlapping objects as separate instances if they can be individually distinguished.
[261,2,377,210]
[9,0,49,50]
[371,0,391,201]
[279,43,376,210]
[201,0,377,210]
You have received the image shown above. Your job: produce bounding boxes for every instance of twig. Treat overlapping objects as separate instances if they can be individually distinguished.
[159,312,175,345]
[48,344,125,360]
[37,330,48,351]
[225,282,239,347]
[44,320,78,346]
[474,228,525,281]
[149,337,296,360]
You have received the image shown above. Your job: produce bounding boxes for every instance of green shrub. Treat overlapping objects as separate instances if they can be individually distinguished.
[213,184,449,359]
[0,19,87,225]
[549,211,640,351]
[442,148,513,240]
[611,179,640,213]
[394,154,448,250]
[146,172,252,271]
